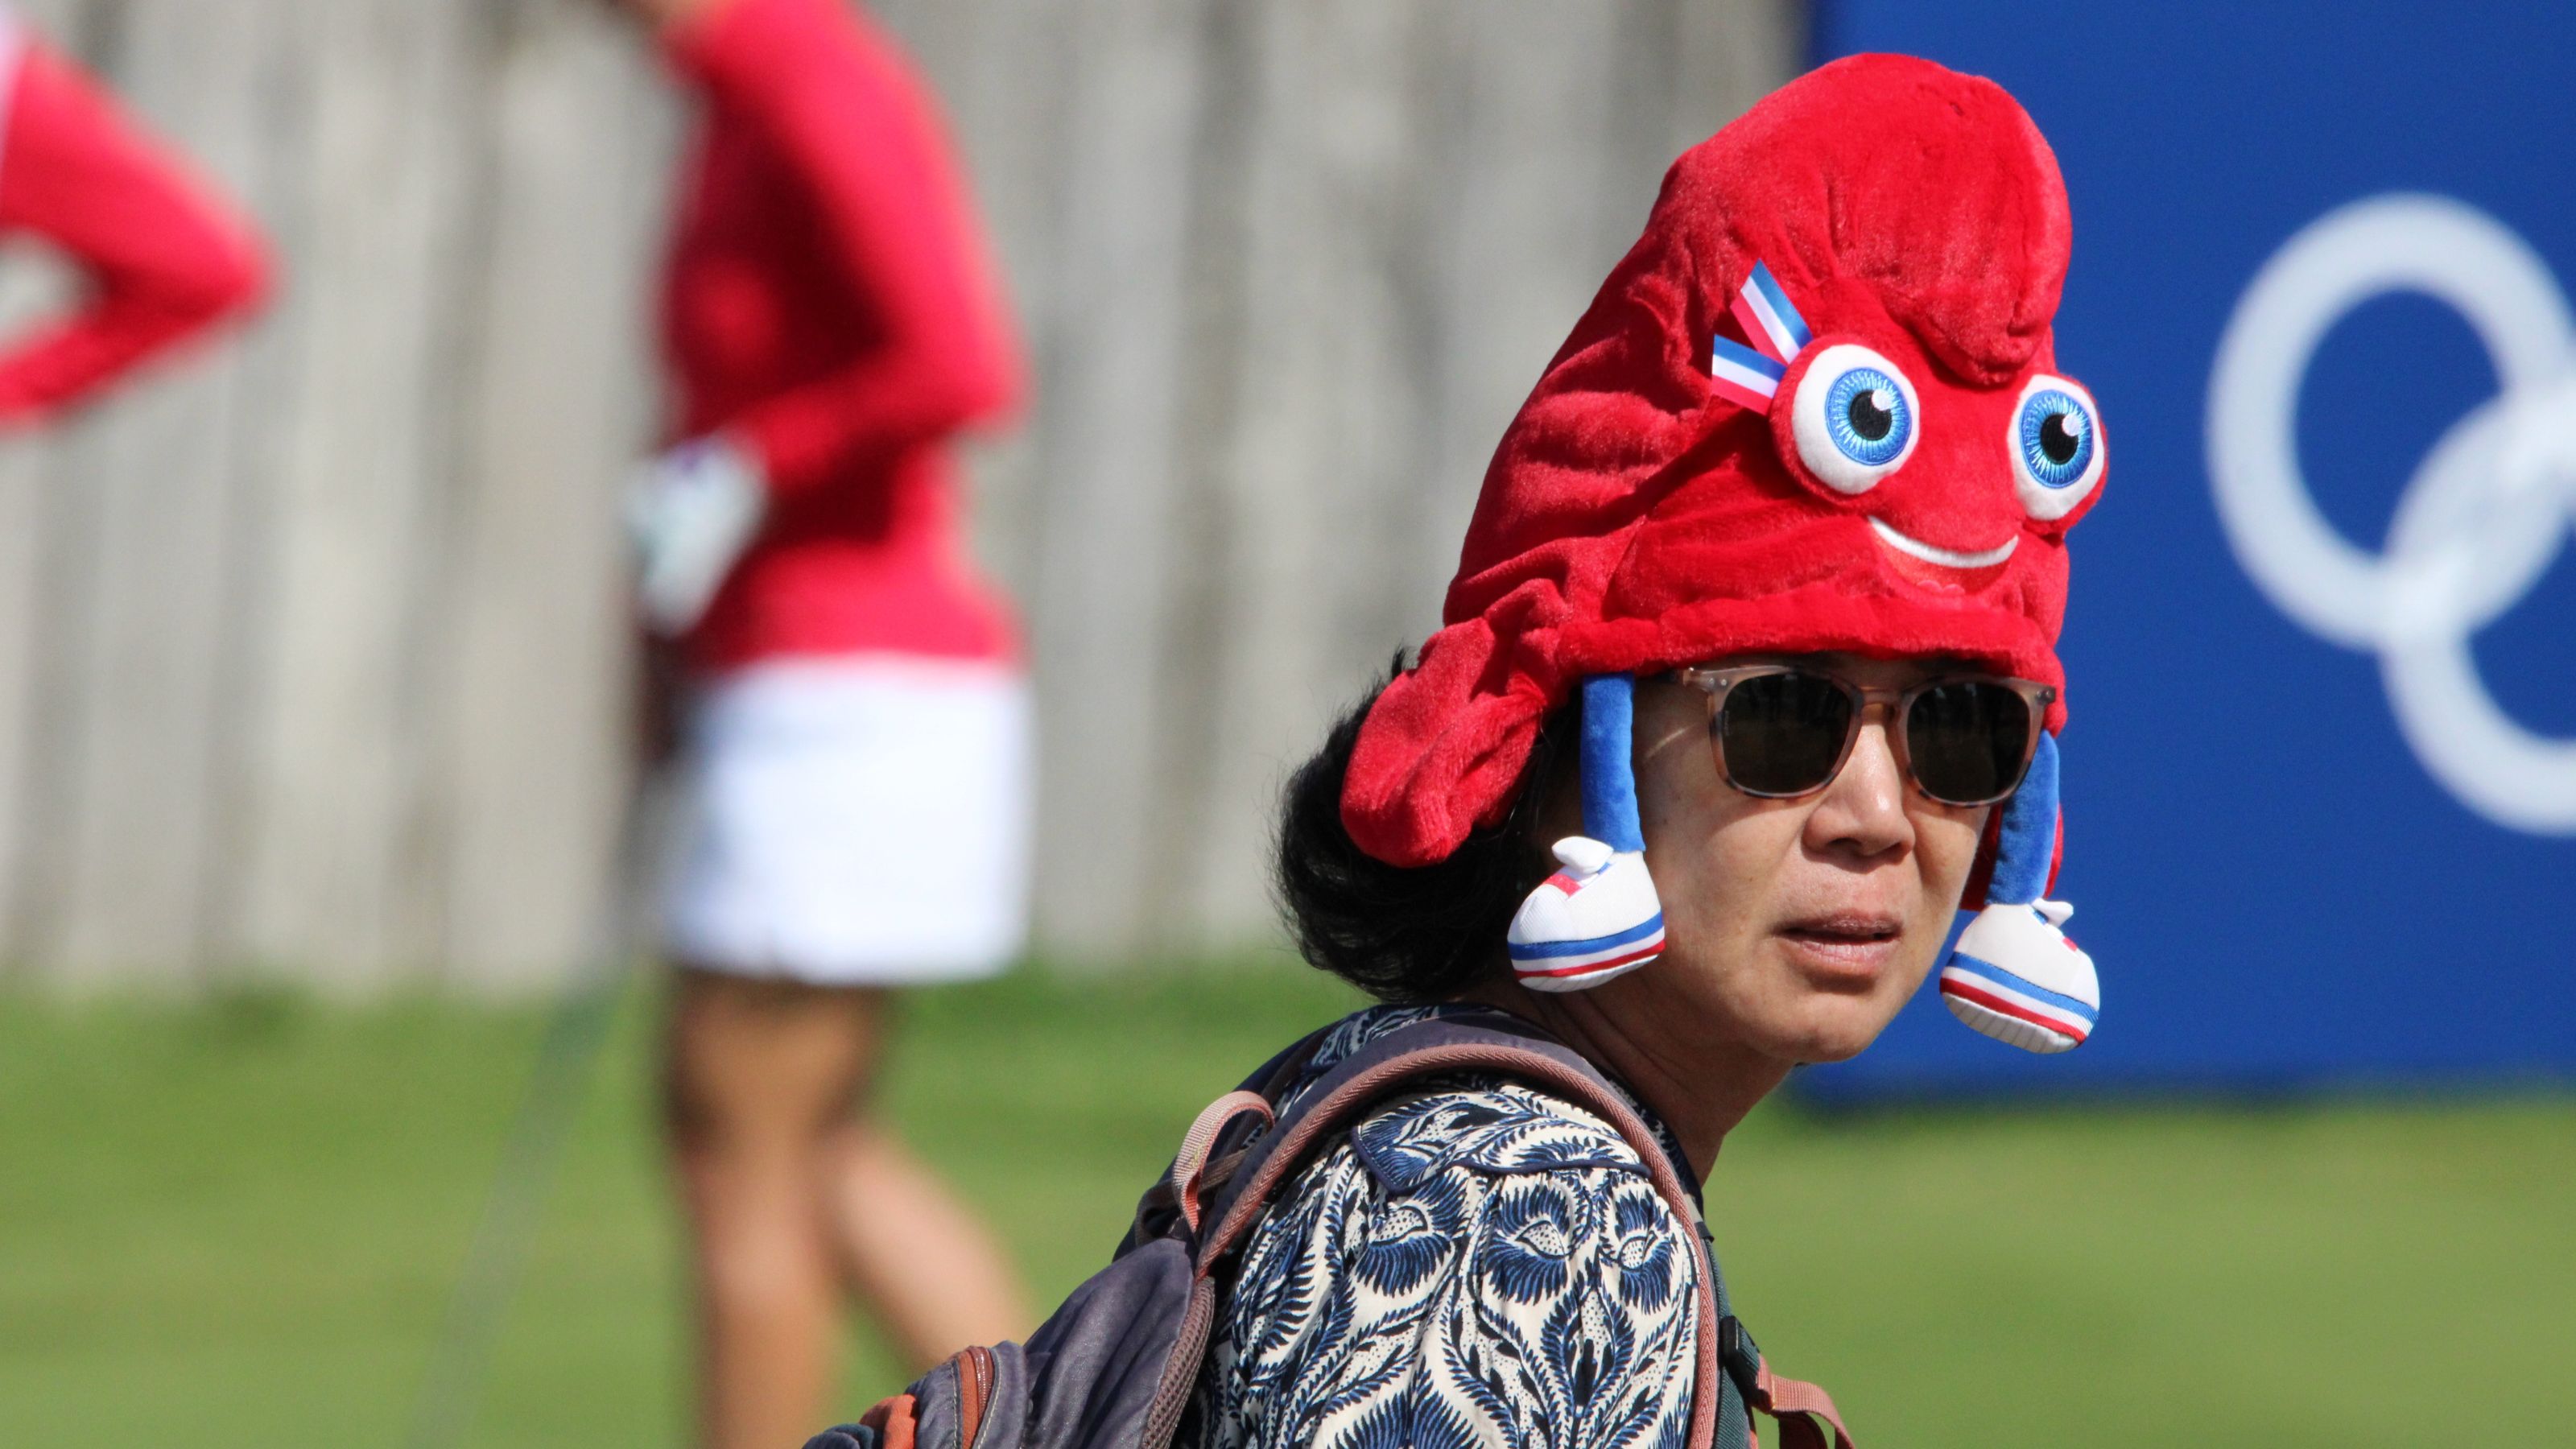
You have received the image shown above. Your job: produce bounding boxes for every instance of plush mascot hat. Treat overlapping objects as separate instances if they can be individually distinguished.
[1341,54,2104,1052]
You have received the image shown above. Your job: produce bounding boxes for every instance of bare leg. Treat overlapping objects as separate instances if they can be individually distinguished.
[824,1112,1032,1368]
[666,972,871,1449]
[665,972,1033,1449]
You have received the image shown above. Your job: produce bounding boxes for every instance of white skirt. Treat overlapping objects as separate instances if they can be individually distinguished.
[663,655,1033,985]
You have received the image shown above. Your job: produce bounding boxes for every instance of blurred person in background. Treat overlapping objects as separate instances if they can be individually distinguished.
[0,6,269,427]
[612,0,1033,1445]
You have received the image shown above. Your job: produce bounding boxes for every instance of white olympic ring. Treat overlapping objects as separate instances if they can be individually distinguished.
[2209,193,2576,835]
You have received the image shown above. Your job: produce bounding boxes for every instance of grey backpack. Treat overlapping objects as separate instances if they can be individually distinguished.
[807,1009,1855,1449]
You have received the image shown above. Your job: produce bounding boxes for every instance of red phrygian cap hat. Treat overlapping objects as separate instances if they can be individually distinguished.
[1343,54,2103,868]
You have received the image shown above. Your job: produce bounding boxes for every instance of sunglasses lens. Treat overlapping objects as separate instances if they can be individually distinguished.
[1905,681,2034,805]
[1718,671,1855,795]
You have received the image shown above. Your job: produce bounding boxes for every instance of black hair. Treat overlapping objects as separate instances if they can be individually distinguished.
[1272,659,1574,1003]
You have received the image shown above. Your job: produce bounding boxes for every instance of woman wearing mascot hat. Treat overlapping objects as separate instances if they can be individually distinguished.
[1196,54,2105,1449]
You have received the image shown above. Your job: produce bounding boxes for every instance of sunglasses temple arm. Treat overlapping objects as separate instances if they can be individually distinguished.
[1579,675,1648,853]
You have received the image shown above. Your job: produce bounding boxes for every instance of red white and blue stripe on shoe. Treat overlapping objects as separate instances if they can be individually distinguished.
[1940,955,2096,1052]
[1508,909,1667,989]
[1938,898,2100,1055]
[1505,836,1666,993]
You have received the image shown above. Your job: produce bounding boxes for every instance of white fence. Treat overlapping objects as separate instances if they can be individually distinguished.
[0,0,1790,991]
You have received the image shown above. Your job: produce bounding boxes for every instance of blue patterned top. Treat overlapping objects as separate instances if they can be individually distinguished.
[1183,1005,1704,1449]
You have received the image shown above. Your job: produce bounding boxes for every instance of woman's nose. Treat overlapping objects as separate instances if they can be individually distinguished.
[1806,708,1913,857]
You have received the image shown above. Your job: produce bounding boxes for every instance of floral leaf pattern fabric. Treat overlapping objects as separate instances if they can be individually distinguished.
[1184,1006,1701,1449]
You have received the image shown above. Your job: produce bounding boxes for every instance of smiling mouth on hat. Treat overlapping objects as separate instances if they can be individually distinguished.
[1867,517,2019,569]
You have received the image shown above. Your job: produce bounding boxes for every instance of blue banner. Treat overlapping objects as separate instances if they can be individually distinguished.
[1806,2,2576,1096]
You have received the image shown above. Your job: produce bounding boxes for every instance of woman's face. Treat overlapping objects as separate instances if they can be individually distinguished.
[1625,652,1989,1066]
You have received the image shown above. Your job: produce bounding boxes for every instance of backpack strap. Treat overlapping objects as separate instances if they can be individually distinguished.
[1150,1008,1857,1449]
[1168,1090,1274,1236]
[1752,1365,1852,1449]
[1125,1024,1337,1254]
[1139,1009,1741,1449]
[1719,1314,1855,1449]
[1191,1008,1699,1258]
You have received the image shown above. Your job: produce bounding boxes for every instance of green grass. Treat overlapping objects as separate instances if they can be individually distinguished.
[2,966,2570,1448]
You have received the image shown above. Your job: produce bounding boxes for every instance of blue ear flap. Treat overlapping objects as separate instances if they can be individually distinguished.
[1938,731,2100,1054]
[1578,674,1647,852]
[1505,675,1665,992]
[1986,731,2060,906]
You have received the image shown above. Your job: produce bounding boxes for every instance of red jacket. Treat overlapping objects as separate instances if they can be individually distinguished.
[661,0,1025,671]
[0,22,269,426]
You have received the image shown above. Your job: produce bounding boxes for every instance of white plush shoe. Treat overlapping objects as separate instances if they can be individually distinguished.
[1506,836,1666,993]
[1939,899,2099,1053]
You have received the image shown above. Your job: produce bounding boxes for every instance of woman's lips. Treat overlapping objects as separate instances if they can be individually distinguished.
[1775,912,1905,980]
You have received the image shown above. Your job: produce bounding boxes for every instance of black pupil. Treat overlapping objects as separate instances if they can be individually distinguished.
[2039,410,2081,464]
[1846,386,1893,442]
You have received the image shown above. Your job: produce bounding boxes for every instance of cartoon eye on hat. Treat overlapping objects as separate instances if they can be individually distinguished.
[2010,374,2105,519]
[1791,344,1922,493]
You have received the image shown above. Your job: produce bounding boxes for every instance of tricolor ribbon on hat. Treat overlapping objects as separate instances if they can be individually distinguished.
[1708,260,1813,411]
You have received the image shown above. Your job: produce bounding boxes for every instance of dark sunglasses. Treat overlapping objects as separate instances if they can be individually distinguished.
[1673,664,2054,807]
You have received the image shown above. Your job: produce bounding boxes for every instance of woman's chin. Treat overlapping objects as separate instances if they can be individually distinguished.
[1749,985,1910,1065]
[1787,1030,1875,1066]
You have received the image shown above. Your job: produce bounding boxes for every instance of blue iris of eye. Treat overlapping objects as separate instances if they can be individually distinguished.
[2017,390,2095,489]
[1823,366,1911,467]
